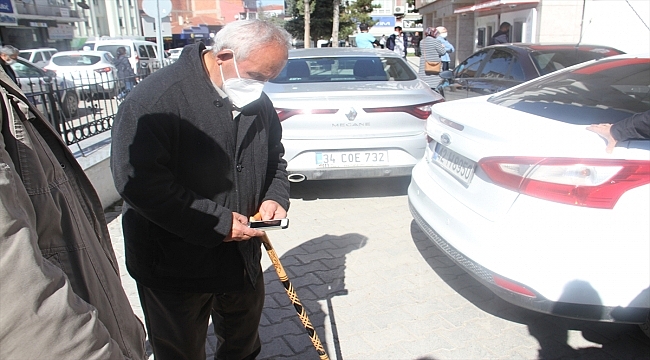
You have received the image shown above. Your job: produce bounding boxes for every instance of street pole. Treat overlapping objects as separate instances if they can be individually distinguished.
[156,0,165,64]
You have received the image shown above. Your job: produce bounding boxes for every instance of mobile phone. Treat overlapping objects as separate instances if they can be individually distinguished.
[248,218,289,230]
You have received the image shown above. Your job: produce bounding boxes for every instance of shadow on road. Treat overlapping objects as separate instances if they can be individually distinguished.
[248,232,368,359]
[289,176,411,200]
[409,221,650,359]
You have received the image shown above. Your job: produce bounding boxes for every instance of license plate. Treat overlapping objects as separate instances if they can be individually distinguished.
[432,142,476,186]
[316,151,388,167]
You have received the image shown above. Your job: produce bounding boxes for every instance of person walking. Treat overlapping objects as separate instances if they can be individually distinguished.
[490,22,511,45]
[110,19,292,360]
[0,45,19,84]
[418,27,448,92]
[355,23,379,48]
[387,26,408,58]
[379,35,387,49]
[412,32,422,57]
[436,26,455,71]
[114,46,136,100]
[0,67,146,359]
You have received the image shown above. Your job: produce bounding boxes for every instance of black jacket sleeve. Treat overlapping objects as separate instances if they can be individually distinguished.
[610,110,650,142]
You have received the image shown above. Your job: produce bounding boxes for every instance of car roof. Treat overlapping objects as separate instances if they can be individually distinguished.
[483,43,625,55]
[19,48,58,52]
[53,50,112,56]
[288,47,403,58]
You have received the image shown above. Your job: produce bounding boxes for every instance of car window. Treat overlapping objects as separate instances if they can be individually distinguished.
[104,53,115,63]
[455,50,489,78]
[269,57,416,83]
[146,45,157,58]
[32,52,43,63]
[51,55,102,66]
[43,51,52,61]
[19,51,32,60]
[138,45,149,58]
[477,50,513,79]
[530,47,625,76]
[508,57,525,81]
[11,62,43,78]
[97,45,131,58]
[488,58,650,125]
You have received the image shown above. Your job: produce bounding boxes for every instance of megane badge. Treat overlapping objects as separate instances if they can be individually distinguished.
[441,133,451,146]
[346,108,358,121]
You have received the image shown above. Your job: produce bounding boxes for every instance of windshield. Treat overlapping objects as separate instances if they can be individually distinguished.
[530,46,625,76]
[18,51,32,59]
[488,58,650,125]
[269,56,417,83]
[51,55,102,66]
[96,45,131,58]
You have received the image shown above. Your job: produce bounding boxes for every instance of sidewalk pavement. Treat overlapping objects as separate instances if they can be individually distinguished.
[103,177,650,360]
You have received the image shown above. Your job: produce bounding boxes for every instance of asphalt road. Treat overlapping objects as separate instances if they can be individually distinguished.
[106,176,650,360]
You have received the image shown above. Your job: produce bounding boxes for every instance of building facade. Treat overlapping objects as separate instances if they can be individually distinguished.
[416,0,650,68]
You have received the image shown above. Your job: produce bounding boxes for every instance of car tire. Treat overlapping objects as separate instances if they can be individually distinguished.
[61,91,79,117]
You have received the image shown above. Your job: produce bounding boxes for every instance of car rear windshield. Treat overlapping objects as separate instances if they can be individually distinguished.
[529,46,625,76]
[96,45,131,57]
[51,55,102,66]
[269,56,416,83]
[18,51,32,59]
[488,58,650,125]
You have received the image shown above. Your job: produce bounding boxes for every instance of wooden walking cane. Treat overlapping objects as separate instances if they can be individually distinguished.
[252,213,330,360]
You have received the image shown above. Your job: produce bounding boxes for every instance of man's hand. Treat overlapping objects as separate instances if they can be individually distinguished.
[224,212,265,242]
[587,123,617,154]
[258,200,287,221]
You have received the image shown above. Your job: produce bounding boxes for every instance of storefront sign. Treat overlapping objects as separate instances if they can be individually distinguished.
[0,0,16,26]
[0,0,13,13]
[30,22,49,27]
[48,25,75,40]
[371,16,395,28]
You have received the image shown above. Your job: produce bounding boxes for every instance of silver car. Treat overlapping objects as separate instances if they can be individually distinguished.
[264,48,445,182]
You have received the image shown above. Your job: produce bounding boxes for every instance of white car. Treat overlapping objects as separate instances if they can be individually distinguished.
[44,51,118,99]
[168,47,184,60]
[264,48,445,182]
[409,54,650,329]
[11,57,78,117]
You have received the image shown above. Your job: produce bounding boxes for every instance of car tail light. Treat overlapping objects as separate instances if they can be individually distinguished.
[363,100,445,120]
[94,67,113,73]
[275,108,337,122]
[492,275,536,298]
[479,157,650,209]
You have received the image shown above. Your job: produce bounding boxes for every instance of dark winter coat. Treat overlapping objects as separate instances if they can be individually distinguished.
[489,30,510,45]
[110,43,290,293]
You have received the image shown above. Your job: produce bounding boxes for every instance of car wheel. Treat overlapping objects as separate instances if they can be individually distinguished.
[61,91,79,117]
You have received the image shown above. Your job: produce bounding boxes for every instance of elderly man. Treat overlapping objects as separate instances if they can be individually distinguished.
[111,19,292,360]
[0,45,19,84]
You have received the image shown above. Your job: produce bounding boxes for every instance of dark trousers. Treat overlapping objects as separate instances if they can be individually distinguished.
[442,61,450,71]
[137,270,265,360]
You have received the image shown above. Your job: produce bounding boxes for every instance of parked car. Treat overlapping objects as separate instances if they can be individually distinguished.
[18,48,58,68]
[264,47,445,182]
[12,57,78,117]
[409,54,650,329]
[44,50,119,99]
[441,44,624,100]
[168,47,184,60]
[86,39,162,75]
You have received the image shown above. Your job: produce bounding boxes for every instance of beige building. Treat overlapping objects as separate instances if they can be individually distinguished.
[416,0,650,68]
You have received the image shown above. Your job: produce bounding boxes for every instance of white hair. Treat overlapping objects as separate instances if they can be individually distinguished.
[0,45,19,56]
[212,20,292,61]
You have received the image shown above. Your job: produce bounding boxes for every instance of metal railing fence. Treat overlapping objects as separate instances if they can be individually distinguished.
[16,59,175,146]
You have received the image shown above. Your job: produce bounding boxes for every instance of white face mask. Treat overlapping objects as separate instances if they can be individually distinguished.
[5,58,15,65]
[219,50,265,109]
[393,31,399,36]
[439,33,448,38]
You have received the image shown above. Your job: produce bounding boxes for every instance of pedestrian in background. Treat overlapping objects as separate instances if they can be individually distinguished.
[418,27,447,92]
[0,45,19,84]
[355,23,379,48]
[111,19,291,360]
[0,67,146,359]
[412,31,422,57]
[387,26,408,58]
[436,26,455,71]
[379,34,387,49]
[490,22,511,45]
[114,46,136,100]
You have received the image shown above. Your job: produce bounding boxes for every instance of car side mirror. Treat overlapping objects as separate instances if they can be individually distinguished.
[439,70,454,80]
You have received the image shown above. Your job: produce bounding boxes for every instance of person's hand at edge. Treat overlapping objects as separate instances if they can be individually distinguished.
[258,200,287,221]
[586,123,617,154]
[224,212,264,242]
